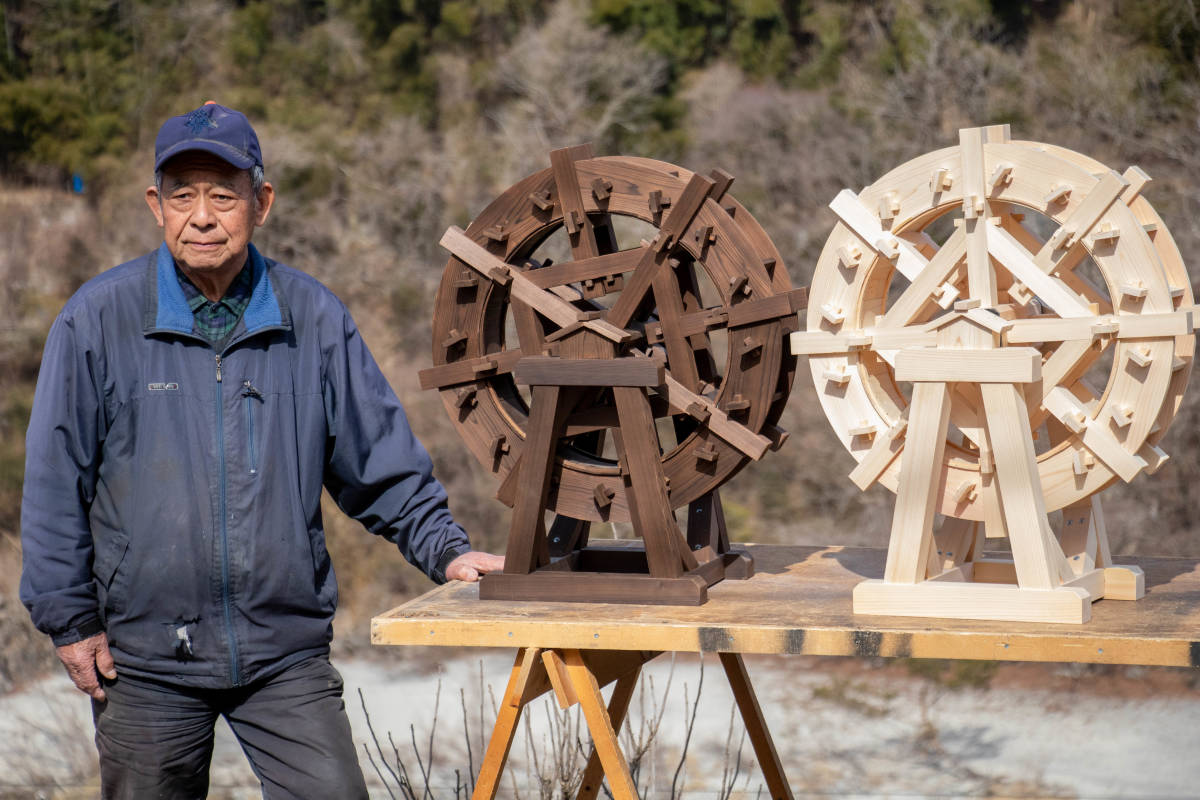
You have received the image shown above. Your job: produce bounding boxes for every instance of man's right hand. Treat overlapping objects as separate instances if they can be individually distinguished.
[56,632,117,701]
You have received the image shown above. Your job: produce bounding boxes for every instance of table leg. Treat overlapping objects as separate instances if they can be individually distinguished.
[576,666,641,800]
[718,652,793,800]
[473,647,546,800]
[562,649,639,800]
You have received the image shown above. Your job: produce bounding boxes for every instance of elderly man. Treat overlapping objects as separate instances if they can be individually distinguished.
[20,102,502,798]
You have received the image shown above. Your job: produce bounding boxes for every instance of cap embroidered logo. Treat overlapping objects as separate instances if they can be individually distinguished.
[184,107,217,136]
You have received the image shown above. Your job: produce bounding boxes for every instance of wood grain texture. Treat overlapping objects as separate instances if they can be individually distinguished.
[472,648,547,799]
[980,382,1072,589]
[551,144,604,260]
[719,653,794,800]
[431,153,798,525]
[373,544,1200,666]
[883,382,950,583]
[805,126,1189,523]
[894,347,1042,384]
[562,649,639,800]
[577,667,642,800]
[854,579,1091,624]
[513,356,663,387]
[959,127,997,305]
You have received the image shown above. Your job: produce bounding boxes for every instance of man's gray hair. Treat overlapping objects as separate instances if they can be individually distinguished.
[154,164,266,201]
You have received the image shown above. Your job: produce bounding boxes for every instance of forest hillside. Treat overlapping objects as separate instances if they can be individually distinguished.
[4,0,1200,687]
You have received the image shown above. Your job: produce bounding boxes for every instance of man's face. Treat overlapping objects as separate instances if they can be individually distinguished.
[145,152,274,279]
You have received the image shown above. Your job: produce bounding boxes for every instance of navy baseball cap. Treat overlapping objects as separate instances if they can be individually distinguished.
[154,101,263,172]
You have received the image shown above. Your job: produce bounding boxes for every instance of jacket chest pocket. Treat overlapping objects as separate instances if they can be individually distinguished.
[241,380,263,475]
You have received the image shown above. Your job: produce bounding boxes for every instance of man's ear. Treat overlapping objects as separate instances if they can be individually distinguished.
[254,182,275,227]
[145,187,164,227]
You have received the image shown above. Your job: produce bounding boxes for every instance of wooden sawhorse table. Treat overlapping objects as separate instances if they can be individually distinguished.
[372,544,1200,798]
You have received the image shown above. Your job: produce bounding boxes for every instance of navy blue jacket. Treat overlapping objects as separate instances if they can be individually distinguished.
[21,243,469,687]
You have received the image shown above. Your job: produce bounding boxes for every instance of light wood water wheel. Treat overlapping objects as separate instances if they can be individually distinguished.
[791,125,1195,623]
[420,145,805,604]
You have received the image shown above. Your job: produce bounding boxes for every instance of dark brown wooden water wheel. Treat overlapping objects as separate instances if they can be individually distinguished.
[420,145,806,604]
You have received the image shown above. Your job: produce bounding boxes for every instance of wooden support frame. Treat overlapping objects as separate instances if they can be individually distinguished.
[471,647,792,800]
[856,344,1143,624]
[481,344,755,606]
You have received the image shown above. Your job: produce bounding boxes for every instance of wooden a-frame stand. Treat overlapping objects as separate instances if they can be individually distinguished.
[480,339,752,606]
[853,306,1144,624]
[471,647,791,800]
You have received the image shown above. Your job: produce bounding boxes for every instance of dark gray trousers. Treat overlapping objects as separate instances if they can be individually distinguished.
[92,655,369,800]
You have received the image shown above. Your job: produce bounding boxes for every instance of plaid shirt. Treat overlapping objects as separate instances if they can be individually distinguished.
[175,261,253,347]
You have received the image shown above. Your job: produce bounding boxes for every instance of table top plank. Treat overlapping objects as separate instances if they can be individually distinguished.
[371,545,1200,668]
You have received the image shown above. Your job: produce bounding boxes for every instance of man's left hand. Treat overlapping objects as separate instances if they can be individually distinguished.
[445,550,504,582]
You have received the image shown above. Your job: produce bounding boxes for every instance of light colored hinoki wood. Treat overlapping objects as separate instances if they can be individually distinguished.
[801,125,1193,623]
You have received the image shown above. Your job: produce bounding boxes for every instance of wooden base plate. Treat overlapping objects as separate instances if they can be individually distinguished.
[480,545,753,605]
[853,563,1146,624]
[854,579,1093,624]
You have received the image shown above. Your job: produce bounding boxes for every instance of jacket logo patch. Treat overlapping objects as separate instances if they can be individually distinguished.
[147,382,180,391]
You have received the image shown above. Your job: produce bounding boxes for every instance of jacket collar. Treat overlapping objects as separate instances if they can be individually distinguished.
[143,242,291,337]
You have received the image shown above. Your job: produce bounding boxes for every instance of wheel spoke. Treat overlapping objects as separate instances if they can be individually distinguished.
[878,227,968,329]
[987,224,1093,318]
[1030,171,1129,273]
[828,189,929,281]
[523,249,643,291]
[1026,339,1106,430]
[551,144,609,260]
[441,226,629,342]
[995,210,1111,313]
[652,259,702,391]
[607,173,717,329]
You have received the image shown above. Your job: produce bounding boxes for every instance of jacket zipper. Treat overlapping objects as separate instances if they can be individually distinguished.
[215,354,241,686]
[242,380,262,475]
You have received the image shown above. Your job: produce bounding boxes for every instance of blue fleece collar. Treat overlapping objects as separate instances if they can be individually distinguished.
[154,242,282,334]
[242,244,283,332]
[153,243,193,333]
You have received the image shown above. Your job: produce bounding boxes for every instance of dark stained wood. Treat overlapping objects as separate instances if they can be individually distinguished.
[514,356,663,388]
[504,385,569,574]
[522,248,644,289]
[480,570,708,605]
[431,155,798,522]
[708,168,735,202]
[550,144,604,260]
[607,173,717,329]
[611,386,698,578]
[646,288,806,343]
[547,515,590,557]
[653,258,702,391]
[590,177,613,202]
[721,548,755,579]
[494,453,522,507]
[762,422,790,451]
[728,287,808,326]
[686,490,730,553]
[428,150,803,604]
[418,349,523,390]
